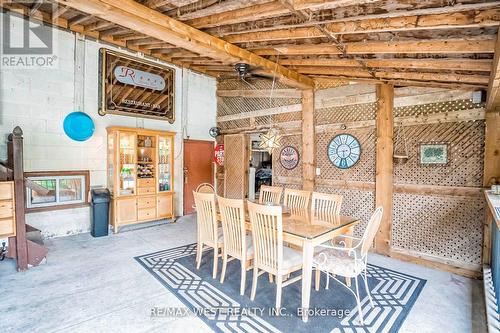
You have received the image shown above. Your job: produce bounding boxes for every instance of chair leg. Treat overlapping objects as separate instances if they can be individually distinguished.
[196,242,203,269]
[363,268,374,308]
[346,277,351,287]
[251,268,259,301]
[220,253,228,283]
[315,269,321,291]
[275,274,283,311]
[268,273,274,283]
[212,247,218,279]
[354,276,364,325]
[326,273,330,290]
[240,264,247,296]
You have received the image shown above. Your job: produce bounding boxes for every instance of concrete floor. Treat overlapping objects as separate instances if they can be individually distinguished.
[0,215,486,333]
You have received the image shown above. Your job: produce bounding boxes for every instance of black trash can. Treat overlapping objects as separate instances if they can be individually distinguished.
[90,188,111,237]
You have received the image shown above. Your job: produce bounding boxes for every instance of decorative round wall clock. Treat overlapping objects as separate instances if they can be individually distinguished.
[279,146,299,170]
[327,134,361,169]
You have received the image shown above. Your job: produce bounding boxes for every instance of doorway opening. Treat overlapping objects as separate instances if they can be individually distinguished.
[248,133,272,201]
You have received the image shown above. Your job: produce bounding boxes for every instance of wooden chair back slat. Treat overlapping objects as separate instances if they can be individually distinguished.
[284,188,311,214]
[311,192,343,221]
[193,191,218,245]
[248,201,283,273]
[259,185,283,205]
[218,196,247,259]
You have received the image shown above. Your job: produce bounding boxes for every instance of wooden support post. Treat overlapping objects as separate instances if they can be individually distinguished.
[302,89,315,191]
[12,126,28,271]
[482,112,500,265]
[375,84,394,255]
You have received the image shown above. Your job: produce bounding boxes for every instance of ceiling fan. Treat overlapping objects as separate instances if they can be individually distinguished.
[220,63,274,81]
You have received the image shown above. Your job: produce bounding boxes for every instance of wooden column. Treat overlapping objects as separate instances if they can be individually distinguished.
[375,84,394,255]
[12,127,28,271]
[302,89,315,191]
[482,112,500,265]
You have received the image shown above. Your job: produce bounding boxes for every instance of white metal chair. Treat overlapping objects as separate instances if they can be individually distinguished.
[312,207,384,325]
[196,183,215,193]
[259,185,283,205]
[247,201,303,310]
[217,196,254,295]
[193,191,223,279]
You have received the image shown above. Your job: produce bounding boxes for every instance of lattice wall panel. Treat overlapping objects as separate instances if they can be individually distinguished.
[218,97,301,117]
[316,102,377,125]
[315,186,375,236]
[219,119,251,131]
[314,78,348,90]
[392,193,485,265]
[272,134,303,181]
[394,120,485,187]
[224,134,246,199]
[316,127,376,182]
[394,99,483,118]
[217,78,292,91]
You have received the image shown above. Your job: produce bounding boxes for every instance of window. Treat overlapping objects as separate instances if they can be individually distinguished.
[25,171,90,212]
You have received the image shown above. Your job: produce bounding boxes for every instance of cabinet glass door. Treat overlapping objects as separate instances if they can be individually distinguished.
[157,135,172,192]
[107,132,115,195]
[118,131,136,196]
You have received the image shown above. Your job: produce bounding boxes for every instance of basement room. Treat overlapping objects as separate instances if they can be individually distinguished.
[1,0,499,332]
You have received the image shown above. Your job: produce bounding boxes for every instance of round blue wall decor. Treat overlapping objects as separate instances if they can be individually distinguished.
[63,112,95,142]
[327,134,361,169]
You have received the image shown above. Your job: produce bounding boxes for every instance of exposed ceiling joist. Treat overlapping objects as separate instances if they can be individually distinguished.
[224,8,500,43]
[56,0,314,89]
[253,38,496,55]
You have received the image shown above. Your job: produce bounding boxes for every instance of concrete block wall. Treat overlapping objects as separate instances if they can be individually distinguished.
[0,13,216,237]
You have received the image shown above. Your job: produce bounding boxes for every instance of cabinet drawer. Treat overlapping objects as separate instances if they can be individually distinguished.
[138,207,156,221]
[137,196,156,209]
[0,183,13,200]
[0,201,13,219]
[138,178,155,188]
[0,218,15,237]
[137,187,156,195]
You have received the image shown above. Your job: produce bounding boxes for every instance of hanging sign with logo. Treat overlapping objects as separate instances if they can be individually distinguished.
[98,49,175,123]
[279,146,300,170]
[214,144,224,166]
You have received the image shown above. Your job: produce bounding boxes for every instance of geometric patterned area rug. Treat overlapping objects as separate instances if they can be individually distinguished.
[135,244,426,333]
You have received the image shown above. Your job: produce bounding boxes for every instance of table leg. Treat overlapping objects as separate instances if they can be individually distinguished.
[301,240,314,323]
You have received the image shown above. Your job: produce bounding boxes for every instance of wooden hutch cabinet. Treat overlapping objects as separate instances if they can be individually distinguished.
[106,127,175,232]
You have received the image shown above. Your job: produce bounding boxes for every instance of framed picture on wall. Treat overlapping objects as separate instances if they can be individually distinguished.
[419,143,449,166]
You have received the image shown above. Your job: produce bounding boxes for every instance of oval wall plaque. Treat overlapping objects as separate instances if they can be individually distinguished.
[279,146,299,170]
[114,66,166,91]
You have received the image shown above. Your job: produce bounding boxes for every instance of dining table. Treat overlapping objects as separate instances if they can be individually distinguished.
[215,201,360,323]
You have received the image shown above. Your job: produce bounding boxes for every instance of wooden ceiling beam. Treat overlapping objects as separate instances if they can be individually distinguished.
[55,0,314,89]
[280,58,493,72]
[174,0,271,21]
[253,38,496,55]
[224,8,500,43]
[297,67,489,86]
[186,1,290,29]
[486,30,500,111]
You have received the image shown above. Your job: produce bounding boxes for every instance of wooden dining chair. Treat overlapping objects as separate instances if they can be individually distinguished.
[247,201,303,311]
[284,188,311,211]
[313,207,384,325]
[259,185,283,205]
[196,183,215,193]
[312,192,343,289]
[217,196,254,295]
[311,192,343,220]
[193,191,223,279]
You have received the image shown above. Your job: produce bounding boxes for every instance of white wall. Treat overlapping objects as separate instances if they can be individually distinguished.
[0,13,216,237]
